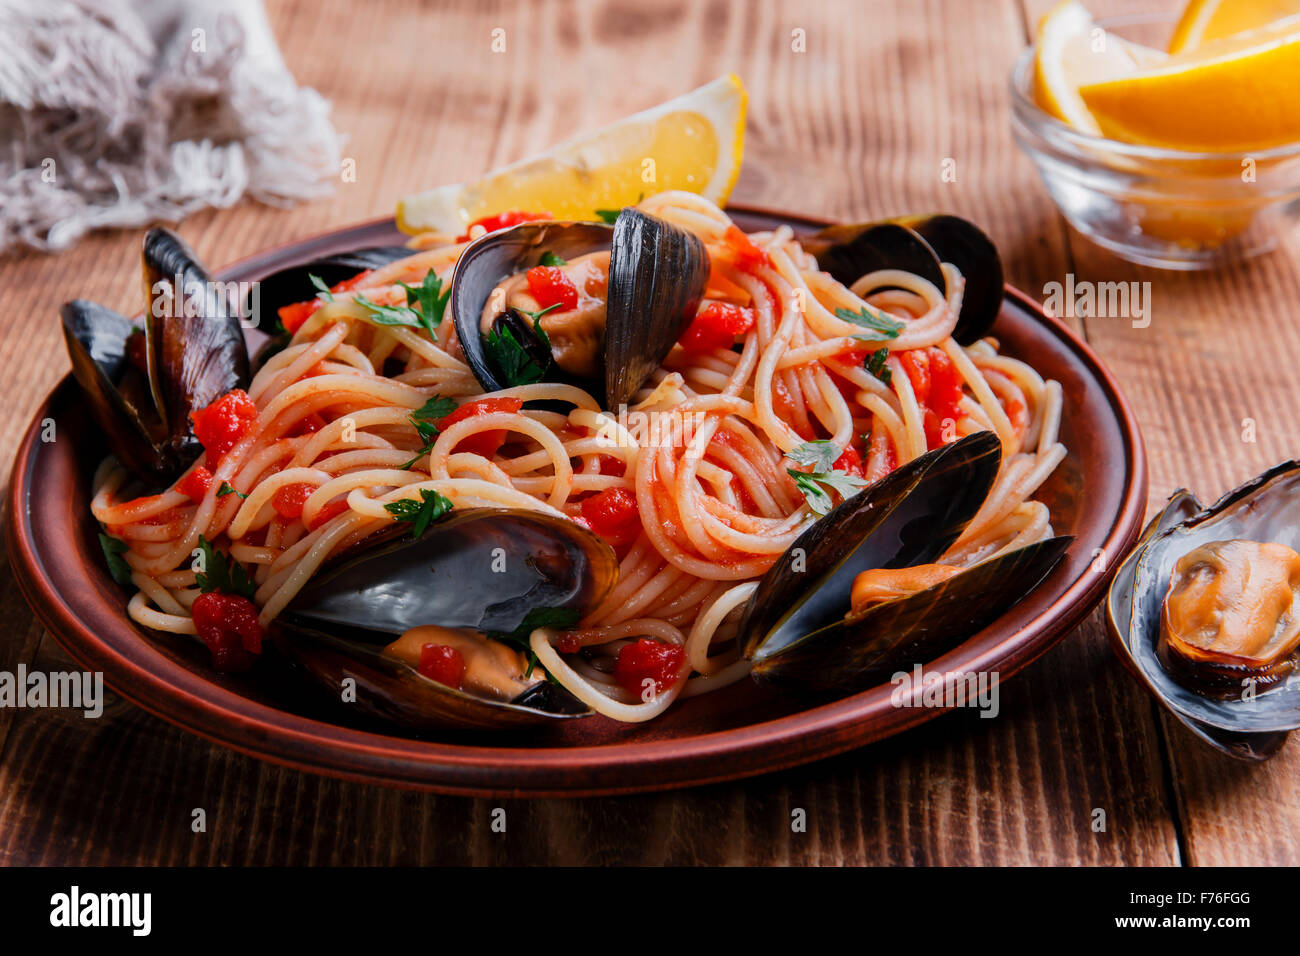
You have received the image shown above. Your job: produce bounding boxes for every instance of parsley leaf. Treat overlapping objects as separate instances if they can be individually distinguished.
[520,302,561,324]
[216,482,249,500]
[309,274,334,302]
[594,208,621,224]
[787,440,840,473]
[352,293,422,328]
[835,305,905,340]
[383,488,454,538]
[786,441,867,516]
[401,394,458,469]
[864,348,892,386]
[194,535,256,598]
[538,251,566,267]
[485,322,548,386]
[398,268,450,337]
[486,607,582,678]
[99,533,133,586]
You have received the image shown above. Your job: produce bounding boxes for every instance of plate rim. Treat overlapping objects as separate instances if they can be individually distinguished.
[6,205,1149,797]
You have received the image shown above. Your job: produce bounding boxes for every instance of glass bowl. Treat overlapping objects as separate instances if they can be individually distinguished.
[1010,12,1300,270]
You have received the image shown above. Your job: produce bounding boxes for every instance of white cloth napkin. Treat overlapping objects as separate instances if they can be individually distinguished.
[0,0,342,253]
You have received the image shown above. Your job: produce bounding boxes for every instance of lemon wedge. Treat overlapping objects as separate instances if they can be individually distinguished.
[397,75,747,235]
[1033,1,1164,134]
[1168,0,1300,53]
[1079,20,1300,151]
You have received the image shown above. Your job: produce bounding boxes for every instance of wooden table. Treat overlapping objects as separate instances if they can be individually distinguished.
[1,0,1296,866]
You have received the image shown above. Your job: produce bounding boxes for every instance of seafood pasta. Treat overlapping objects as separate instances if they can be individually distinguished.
[83,192,1065,725]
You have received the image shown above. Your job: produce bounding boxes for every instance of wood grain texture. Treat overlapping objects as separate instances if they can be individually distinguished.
[0,0,1285,865]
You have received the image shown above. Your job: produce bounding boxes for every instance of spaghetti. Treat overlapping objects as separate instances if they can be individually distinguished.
[93,192,1065,722]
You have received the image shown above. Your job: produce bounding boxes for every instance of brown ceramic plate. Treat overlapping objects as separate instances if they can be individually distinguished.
[6,206,1147,797]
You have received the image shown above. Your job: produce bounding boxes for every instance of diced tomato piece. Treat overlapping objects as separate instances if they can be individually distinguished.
[191,389,258,464]
[833,445,864,478]
[272,483,315,520]
[456,210,552,243]
[418,643,466,689]
[177,466,213,502]
[580,487,641,549]
[278,269,375,333]
[305,499,350,531]
[596,454,626,477]
[724,226,771,271]
[435,397,523,458]
[191,591,263,672]
[524,266,579,312]
[678,302,756,352]
[614,638,685,697]
[900,347,964,449]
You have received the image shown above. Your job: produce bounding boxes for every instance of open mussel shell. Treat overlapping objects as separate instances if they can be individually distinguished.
[141,229,250,445]
[1110,463,1300,758]
[273,508,619,730]
[604,207,708,408]
[803,215,1003,345]
[741,431,1064,695]
[450,220,613,396]
[60,229,251,482]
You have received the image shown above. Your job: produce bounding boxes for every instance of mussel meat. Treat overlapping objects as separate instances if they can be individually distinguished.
[801,214,1003,345]
[61,228,250,482]
[273,508,619,730]
[1110,461,1300,759]
[450,208,708,408]
[740,431,1071,693]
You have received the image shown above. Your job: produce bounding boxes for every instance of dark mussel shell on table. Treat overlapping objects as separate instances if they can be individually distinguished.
[740,430,1071,694]
[242,245,415,371]
[450,208,708,409]
[802,214,1003,345]
[273,508,619,731]
[1109,462,1300,760]
[61,228,250,482]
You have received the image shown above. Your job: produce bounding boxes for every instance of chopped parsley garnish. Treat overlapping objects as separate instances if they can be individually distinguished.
[538,251,566,267]
[520,302,561,324]
[216,482,249,500]
[594,208,621,224]
[398,268,450,337]
[835,305,905,340]
[352,292,422,328]
[383,488,454,539]
[486,606,581,678]
[786,440,867,516]
[401,394,458,469]
[309,274,334,301]
[485,322,549,386]
[99,533,133,586]
[864,347,892,386]
[195,535,256,598]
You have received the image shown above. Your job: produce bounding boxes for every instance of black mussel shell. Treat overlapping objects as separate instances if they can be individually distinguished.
[140,228,250,461]
[1107,490,1288,762]
[604,207,708,409]
[1115,462,1300,753]
[61,299,167,480]
[803,215,1003,345]
[750,534,1070,694]
[273,508,619,729]
[450,221,613,396]
[741,431,1001,665]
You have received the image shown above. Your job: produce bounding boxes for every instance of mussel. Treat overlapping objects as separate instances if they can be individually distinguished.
[273,508,619,731]
[61,228,250,482]
[450,208,708,409]
[1108,462,1300,760]
[740,431,1071,693]
[801,214,1003,345]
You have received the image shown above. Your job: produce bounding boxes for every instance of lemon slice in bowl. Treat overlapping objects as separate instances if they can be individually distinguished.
[1079,19,1300,151]
[397,75,747,236]
[1168,0,1300,53]
[1033,1,1164,134]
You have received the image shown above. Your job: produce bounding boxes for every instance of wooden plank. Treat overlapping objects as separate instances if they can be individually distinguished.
[1020,0,1300,865]
[0,0,1181,865]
